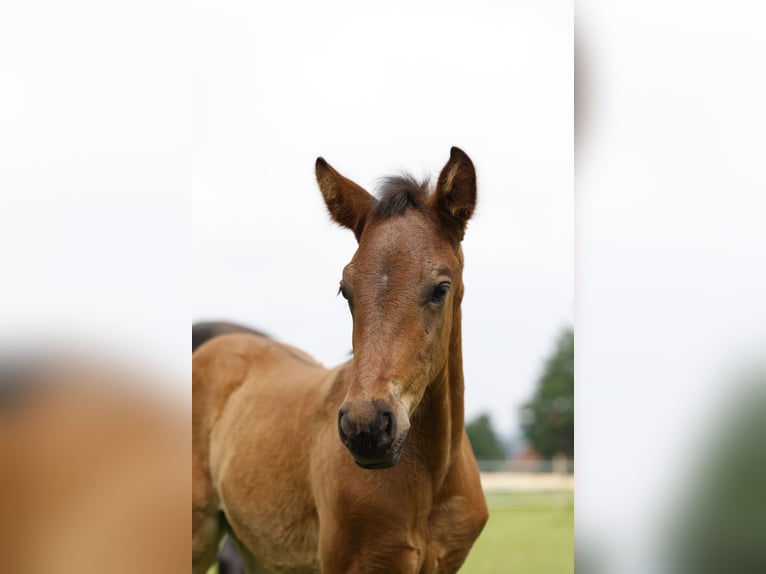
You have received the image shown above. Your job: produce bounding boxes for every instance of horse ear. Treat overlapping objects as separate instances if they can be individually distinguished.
[431,147,477,241]
[316,158,376,241]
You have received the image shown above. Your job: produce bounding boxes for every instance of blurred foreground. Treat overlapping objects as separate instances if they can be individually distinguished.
[577,1,766,572]
[0,356,187,573]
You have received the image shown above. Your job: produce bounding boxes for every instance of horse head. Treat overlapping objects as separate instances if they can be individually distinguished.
[315,147,476,469]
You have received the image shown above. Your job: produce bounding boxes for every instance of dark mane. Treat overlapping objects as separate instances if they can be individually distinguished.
[372,174,430,218]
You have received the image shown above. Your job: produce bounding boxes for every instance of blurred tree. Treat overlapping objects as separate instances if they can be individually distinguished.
[669,375,766,574]
[465,413,506,459]
[521,327,574,458]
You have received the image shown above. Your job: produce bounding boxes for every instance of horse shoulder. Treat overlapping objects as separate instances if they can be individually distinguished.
[193,334,271,445]
[196,335,333,572]
[425,431,488,572]
[192,333,321,516]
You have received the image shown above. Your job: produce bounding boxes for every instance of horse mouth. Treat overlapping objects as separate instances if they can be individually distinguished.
[352,431,408,470]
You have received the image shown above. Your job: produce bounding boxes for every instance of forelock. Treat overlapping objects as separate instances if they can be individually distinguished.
[371,174,431,219]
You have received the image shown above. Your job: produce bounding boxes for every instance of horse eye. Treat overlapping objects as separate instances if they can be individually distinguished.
[430,282,451,304]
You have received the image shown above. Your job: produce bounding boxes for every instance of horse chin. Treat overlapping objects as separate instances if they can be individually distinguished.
[353,450,401,470]
[352,431,407,470]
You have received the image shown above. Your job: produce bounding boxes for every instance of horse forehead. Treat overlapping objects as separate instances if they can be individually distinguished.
[358,215,444,271]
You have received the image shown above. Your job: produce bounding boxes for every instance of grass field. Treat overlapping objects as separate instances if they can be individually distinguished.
[461,491,574,574]
[206,490,573,573]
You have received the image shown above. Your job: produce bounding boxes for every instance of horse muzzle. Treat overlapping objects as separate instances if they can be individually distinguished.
[337,399,409,469]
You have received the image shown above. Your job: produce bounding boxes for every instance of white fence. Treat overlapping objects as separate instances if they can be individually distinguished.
[477,458,574,492]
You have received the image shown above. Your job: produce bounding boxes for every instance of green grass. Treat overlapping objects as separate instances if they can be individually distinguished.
[207,490,573,573]
[461,490,574,574]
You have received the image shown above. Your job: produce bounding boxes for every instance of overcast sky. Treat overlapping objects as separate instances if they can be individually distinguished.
[193,1,573,438]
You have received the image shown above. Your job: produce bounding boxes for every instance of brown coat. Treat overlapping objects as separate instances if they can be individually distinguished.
[192,148,488,573]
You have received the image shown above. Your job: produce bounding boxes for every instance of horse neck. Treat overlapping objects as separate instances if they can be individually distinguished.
[412,304,465,477]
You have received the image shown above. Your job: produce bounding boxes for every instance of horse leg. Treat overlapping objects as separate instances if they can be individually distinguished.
[192,449,224,574]
[424,494,487,573]
[425,437,488,573]
[218,534,274,574]
[192,507,224,574]
[319,541,424,573]
[317,513,425,574]
[217,537,244,574]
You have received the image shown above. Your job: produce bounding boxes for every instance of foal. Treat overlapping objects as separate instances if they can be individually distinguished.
[192,147,488,573]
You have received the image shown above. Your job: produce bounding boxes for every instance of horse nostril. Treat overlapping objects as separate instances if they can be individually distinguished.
[338,406,351,440]
[380,410,394,438]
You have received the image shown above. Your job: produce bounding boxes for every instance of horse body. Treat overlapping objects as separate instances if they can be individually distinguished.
[193,332,326,571]
[193,148,488,573]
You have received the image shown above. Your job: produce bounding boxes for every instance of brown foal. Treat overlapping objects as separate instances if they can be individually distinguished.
[192,147,488,573]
